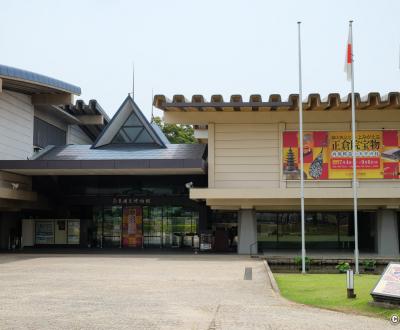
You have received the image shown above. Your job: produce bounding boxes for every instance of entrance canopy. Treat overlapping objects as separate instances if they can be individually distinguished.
[0,144,206,176]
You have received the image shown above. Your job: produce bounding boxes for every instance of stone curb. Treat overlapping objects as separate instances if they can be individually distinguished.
[263,259,280,294]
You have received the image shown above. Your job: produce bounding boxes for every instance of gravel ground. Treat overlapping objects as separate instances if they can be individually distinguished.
[0,254,392,329]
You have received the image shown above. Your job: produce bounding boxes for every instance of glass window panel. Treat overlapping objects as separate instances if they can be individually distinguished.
[278,213,301,248]
[135,130,154,143]
[35,221,54,244]
[257,213,277,250]
[338,213,353,249]
[123,127,143,141]
[93,206,103,248]
[305,213,338,249]
[67,220,80,244]
[103,206,122,247]
[112,131,130,143]
[124,112,142,126]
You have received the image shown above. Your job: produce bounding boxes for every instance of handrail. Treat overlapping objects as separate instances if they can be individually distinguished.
[249,241,258,257]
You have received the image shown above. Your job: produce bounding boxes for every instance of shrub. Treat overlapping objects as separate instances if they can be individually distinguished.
[363,259,376,271]
[335,261,350,273]
[294,256,311,271]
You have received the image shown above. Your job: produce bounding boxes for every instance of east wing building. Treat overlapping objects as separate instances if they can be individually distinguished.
[154,93,400,256]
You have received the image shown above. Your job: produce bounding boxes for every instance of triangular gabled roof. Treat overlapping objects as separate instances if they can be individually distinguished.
[92,95,167,149]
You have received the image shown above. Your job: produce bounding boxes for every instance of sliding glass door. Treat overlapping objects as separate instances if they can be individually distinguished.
[103,206,122,247]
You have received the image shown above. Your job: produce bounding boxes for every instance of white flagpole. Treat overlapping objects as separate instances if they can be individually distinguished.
[349,20,359,275]
[297,21,306,274]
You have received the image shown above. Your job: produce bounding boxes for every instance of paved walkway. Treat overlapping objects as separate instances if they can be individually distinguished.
[0,254,392,329]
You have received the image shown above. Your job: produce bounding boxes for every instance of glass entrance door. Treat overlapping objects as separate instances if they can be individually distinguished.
[103,206,122,247]
[143,207,163,247]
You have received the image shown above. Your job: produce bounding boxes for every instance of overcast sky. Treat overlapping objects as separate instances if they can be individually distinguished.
[1,0,399,119]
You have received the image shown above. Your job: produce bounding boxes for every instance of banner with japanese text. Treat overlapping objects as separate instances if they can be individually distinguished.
[282,130,400,180]
[122,207,143,247]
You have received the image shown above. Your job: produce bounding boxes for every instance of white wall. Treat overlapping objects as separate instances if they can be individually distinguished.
[213,123,280,188]
[67,125,93,144]
[0,91,34,160]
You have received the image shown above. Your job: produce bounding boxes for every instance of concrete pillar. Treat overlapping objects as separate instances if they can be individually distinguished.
[377,209,399,257]
[237,209,257,254]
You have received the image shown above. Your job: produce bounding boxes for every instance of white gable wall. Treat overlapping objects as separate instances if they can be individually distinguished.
[0,91,34,160]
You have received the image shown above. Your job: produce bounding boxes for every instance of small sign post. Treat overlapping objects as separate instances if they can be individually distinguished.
[347,269,356,298]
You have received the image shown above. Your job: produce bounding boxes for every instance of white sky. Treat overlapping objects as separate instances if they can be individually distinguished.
[1,0,399,119]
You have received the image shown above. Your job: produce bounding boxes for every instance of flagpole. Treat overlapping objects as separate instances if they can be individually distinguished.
[349,20,359,275]
[297,21,306,274]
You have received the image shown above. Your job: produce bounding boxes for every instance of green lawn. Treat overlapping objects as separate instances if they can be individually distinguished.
[274,273,400,319]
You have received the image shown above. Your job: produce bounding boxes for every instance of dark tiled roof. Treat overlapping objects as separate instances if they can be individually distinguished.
[0,64,81,95]
[35,144,206,161]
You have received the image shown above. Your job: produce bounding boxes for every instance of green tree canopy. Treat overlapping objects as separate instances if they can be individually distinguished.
[152,116,196,144]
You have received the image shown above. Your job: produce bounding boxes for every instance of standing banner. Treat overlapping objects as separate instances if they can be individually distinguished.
[122,207,143,248]
[282,130,400,180]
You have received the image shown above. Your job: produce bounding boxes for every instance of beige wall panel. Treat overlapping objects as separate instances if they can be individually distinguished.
[360,181,400,188]
[215,131,278,140]
[285,122,351,131]
[215,172,279,181]
[286,181,352,188]
[214,180,280,188]
[208,123,215,188]
[215,164,280,173]
[215,156,279,165]
[217,148,279,157]
[164,110,400,125]
[215,123,277,132]
[215,139,277,149]
[358,122,400,130]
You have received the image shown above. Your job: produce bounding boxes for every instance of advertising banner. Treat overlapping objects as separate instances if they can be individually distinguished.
[282,130,400,180]
[122,207,143,247]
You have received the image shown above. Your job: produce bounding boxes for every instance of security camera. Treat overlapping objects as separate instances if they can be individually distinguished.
[11,183,19,190]
[185,182,194,189]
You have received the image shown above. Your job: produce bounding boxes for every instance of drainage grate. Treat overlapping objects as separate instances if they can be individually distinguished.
[244,267,252,280]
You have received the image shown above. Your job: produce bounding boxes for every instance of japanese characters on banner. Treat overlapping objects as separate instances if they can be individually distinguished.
[122,207,143,247]
[282,130,400,180]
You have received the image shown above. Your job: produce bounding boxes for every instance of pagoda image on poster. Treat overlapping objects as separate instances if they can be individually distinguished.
[282,131,329,180]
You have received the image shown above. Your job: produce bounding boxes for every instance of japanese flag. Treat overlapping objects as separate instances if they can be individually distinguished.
[345,27,352,81]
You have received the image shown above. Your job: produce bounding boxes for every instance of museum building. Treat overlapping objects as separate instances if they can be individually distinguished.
[0,63,399,256]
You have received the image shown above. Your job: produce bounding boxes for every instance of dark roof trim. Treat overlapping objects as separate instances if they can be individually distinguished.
[0,64,81,95]
[0,159,206,171]
[154,92,400,111]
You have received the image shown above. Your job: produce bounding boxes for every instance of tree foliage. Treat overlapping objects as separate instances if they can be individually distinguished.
[152,116,196,144]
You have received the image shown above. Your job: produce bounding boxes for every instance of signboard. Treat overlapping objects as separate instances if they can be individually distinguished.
[35,221,54,244]
[282,130,400,180]
[122,207,143,248]
[371,262,400,305]
[67,220,80,245]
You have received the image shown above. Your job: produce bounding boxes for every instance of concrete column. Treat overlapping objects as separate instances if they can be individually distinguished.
[376,209,399,257]
[237,209,257,254]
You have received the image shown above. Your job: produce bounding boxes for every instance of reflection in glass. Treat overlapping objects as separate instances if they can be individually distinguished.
[103,206,122,247]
